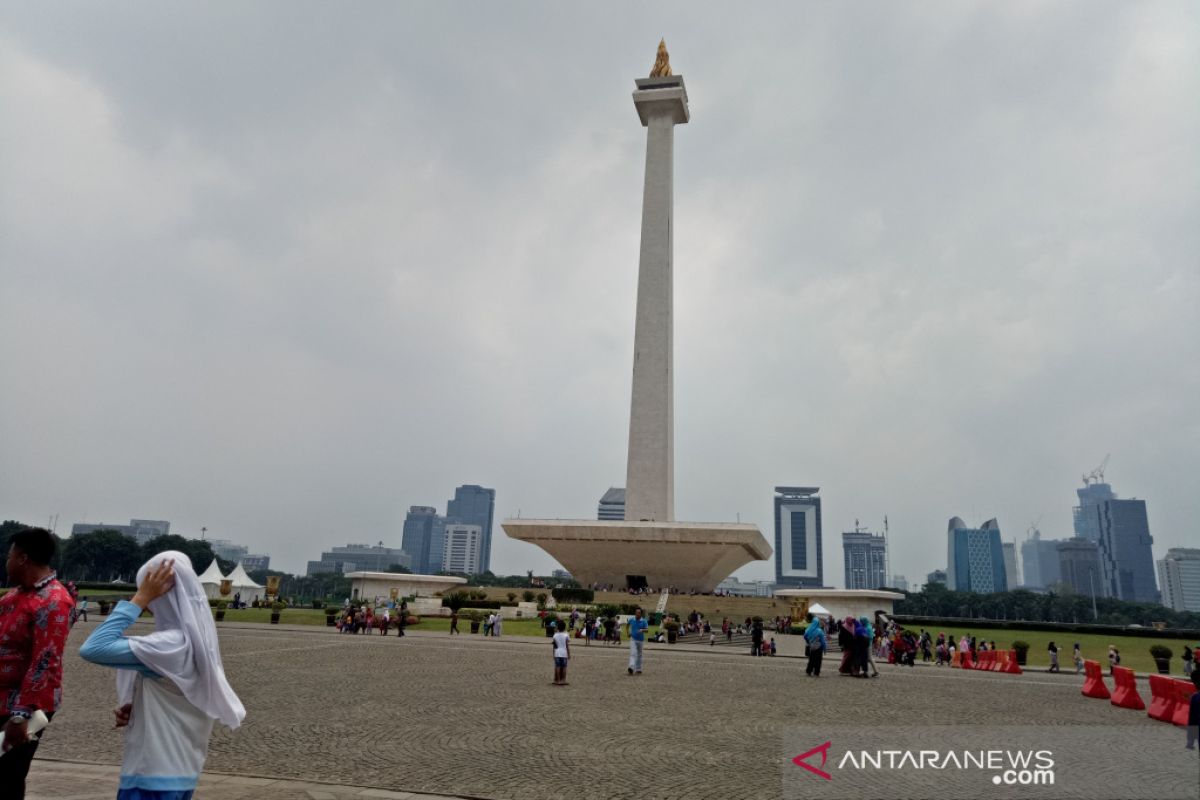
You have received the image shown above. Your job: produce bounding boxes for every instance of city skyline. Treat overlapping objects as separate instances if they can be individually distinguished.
[1,7,1195,582]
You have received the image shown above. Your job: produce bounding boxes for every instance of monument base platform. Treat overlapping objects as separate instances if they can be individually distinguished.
[501,519,772,593]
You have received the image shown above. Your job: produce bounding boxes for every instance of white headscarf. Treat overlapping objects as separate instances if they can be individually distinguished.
[124,551,246,729]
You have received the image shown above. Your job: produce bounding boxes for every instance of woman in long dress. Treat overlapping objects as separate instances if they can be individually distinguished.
[81,551,246,799]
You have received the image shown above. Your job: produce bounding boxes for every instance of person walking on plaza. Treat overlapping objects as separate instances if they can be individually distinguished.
[1108,644,1121,674]
[552,622,571,686]
[80,551,245,799]
[1073,643,1084,674]
[1047,641,1060,672]
[859,617,880,677]
[492,612,502,637]
[0,528,73,799]
[751,619,763,657]
[804,614,826,677]
[1183,645,1193,677]
[838,618,856,675]
[450,609,459,635]
[627,608,648,675]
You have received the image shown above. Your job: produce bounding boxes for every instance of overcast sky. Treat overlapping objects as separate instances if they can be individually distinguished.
[1,4,1196,583]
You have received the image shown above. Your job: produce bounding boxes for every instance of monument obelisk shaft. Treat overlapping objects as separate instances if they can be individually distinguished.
[625,51,689,524]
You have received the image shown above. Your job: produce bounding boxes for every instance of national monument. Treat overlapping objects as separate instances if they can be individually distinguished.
[503,43,772,592]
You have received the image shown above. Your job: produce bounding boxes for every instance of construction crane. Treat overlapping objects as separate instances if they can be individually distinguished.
[1082,454,1111,486]
[1026,515,1043,539]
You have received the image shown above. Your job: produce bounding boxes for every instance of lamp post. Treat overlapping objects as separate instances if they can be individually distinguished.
[201,526,207,540]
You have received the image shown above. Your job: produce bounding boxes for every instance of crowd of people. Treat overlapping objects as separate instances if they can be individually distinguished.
[336,601,409,636]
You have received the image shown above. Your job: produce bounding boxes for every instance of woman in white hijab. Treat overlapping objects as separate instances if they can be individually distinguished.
[80,551,245,799]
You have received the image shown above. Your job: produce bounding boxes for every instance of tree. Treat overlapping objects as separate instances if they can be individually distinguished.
[139,535,218,573]
[385,563,412,574]
[59,529,142,582]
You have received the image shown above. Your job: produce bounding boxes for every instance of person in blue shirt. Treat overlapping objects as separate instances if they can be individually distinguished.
[627,608,648,675]
[803,613,827,677]
[80,551,245,799]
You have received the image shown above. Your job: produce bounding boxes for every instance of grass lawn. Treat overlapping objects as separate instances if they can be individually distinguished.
[903,624,1197,676]
[219,608,329,626]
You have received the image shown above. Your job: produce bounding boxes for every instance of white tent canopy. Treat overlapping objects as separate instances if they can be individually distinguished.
[807,602,833,617]
[197,559,227,600]
[225,562,264,602]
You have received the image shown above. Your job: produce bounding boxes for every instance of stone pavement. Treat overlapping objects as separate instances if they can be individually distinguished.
[30,619,1200,800]
[28,759,474,799]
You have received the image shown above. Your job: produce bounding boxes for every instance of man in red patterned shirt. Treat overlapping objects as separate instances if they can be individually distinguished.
[0,527,73,798]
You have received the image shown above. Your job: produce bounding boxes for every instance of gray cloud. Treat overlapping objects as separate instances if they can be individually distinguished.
[1,4,1196,583]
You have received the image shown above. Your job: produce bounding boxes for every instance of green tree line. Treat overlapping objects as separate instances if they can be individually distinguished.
[0,520,231,584]
[895,581,1200,628]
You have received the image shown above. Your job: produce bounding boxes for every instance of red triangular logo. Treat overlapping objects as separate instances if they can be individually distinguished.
[792,740,833,781]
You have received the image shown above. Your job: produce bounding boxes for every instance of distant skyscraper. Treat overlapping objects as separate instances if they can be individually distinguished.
[241,554,271,572]
[1074,482,1116,541]
[208,539,249,563]
[1095,498,1159,603]
[774,487,823,589]
[1157,548,1200,612]
[891,575,909,592]
[842,527,887,590]
[441,524,483,575]
[926,569,947,586]
[401,506,445,574]
[446,485,496,573]
[1002,541,1018,589]
[1056,537,1103,598]
[597,488,626,521]
[1020,529,1063,591]
[946,517,1008,594]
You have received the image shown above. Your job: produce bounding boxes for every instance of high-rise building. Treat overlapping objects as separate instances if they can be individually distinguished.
[1074,482,1115,541]
[401,506,446,575]
[306,543,411,576]
[1002,541,1019,588]
[891,575,910,592]
[1157,548,1200,612]
[446,485,496,573]
[1056,537,1103,597]
[208,539,249,563]
[597,488,626,521]
[926,569,947,586]
[946,517,1008,594]
[842,527,887,590]
[1095,498,1159,603]
[241,554,271,572]
[1020,530,1063,591]
[441,524,483,575]
[774,487,823,589]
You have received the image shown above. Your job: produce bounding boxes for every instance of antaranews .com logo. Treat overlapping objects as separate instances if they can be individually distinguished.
[785,723,1197,800]
[792,740,1055,787]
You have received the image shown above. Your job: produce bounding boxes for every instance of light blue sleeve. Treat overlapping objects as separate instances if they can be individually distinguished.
[79,600,160,677]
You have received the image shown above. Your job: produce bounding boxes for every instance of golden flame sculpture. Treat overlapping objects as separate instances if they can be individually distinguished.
[649,38,672,78]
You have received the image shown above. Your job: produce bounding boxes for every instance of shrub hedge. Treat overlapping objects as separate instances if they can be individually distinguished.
[551,587,594,604]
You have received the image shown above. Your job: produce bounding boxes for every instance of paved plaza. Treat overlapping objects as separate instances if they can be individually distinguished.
[30,620,1200,799]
